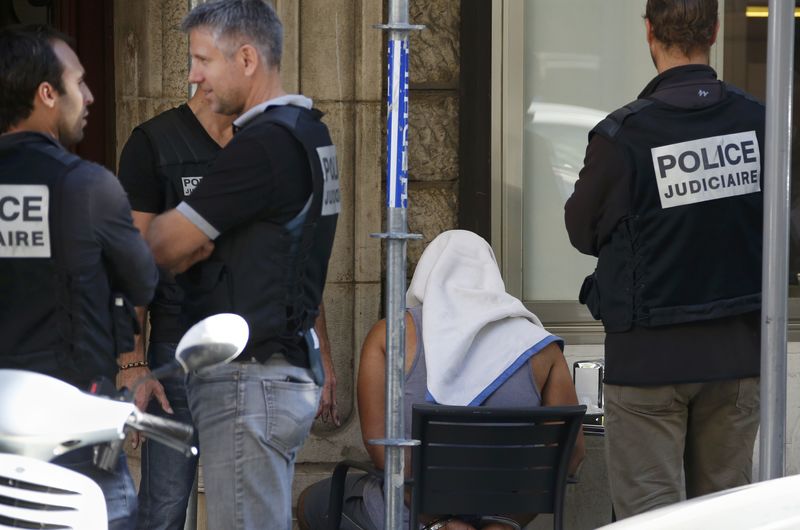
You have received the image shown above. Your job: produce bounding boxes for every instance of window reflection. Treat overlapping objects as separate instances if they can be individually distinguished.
[521,0,800,302]
[526,103,607,204]
[522,0,650,302]
[724,1,800,288]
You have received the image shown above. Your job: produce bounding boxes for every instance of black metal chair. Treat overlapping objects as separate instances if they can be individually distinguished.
[327,404,585,530]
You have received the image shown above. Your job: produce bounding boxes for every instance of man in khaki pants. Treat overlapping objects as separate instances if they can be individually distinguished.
[565,0,764,519]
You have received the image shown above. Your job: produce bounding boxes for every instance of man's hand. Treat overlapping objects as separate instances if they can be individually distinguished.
[116,366,173,448]
[314,305,340,425]
[171,240,215,274]
[317,345,339,425]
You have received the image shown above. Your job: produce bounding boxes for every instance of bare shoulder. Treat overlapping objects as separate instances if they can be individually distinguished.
[530,341,567,395]
[531,342,563,370]
[364,319,386,348]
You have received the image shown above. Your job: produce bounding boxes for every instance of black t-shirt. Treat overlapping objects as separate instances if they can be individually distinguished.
[177,113,312,237]
[118,105,222,343]
[176,104,314,364]
[119,104,221,213]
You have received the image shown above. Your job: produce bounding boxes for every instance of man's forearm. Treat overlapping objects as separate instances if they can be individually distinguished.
[315,304,332,364]
[147,209,213,272]
[117,306,149,368]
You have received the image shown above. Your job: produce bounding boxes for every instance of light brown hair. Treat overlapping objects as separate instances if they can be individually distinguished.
[645,0,718,56]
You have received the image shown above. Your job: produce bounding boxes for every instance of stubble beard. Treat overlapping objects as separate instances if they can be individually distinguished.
[57,118,85,148]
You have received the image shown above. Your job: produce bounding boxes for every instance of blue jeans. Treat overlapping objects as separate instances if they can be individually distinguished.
[53,448,137,530]
[137,342,199,530]
[187,354,321,530]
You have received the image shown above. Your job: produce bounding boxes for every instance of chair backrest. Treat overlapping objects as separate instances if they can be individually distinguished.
[410,404,586,530]
[0,453,107,530]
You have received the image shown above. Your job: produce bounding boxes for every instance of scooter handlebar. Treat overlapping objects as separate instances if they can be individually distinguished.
[126,410,197,458]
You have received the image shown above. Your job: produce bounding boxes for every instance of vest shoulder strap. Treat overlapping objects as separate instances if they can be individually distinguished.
[252,106,327,226]
[253,104,302,129]
[723,83,763,106]
[592,98,654,139]
[137,107,210,167]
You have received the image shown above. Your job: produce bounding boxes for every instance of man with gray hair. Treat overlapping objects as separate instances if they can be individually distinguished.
[145,1,341,527]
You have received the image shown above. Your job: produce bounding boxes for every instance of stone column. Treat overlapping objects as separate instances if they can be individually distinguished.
[407,0,460,270]
[287,0,385,500]
[291,0,462,516]
[114,0,189,165]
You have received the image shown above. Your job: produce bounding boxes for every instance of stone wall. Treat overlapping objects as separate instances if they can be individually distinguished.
[114,0,189,167]
[406,0,460,269]
[287,0,386,507]
[113,0,461,526]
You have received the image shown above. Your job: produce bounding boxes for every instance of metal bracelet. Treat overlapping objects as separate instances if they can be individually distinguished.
[118,359,148,370]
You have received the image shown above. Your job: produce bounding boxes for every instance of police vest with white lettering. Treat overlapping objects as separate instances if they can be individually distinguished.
[0,134,114,385]
[587,84,764,332]
[134,104,221,342]
[177,104,339,363]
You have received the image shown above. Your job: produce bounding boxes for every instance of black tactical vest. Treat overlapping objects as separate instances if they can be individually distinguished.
[178,105,339,363]
[584,85,764,332]
[0,135,117,386]
[135,105,221,342]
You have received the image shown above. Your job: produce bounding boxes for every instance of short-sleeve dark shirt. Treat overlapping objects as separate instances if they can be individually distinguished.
[118,105,222,214]
[176,102,314,364]
[118,105,222,343]
[177,108,312,239]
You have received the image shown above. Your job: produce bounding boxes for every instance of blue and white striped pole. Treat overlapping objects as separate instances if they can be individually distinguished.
[372,4,423,529]
[386,38,409,209]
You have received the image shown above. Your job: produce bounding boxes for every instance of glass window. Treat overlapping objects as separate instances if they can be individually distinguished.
[522,0,652,302]
[493,0,800,341]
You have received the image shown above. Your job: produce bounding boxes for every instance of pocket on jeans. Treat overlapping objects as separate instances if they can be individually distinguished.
[189,362,239,383]
[618,385,676,412]
[736,378,760,412]
[262,379,320,457]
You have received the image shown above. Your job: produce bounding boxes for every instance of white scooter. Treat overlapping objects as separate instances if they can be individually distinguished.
[0,313,249,530]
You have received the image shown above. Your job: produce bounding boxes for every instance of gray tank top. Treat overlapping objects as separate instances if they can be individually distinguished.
[363,305,544,526]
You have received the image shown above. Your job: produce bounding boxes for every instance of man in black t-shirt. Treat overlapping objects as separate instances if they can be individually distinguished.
[117,91,232,530]
[119,90,340,530]
[145,2,341,528]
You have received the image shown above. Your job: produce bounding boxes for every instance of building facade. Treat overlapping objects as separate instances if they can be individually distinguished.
[4,0,800,528]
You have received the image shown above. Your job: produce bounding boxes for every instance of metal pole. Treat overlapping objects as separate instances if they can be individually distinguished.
[759,0,794,482]
[372,2,423,529]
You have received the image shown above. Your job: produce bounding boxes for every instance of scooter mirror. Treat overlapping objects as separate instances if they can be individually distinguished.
[174,313,249,373]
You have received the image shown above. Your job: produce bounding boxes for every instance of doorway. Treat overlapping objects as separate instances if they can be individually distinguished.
[0,0,115,169]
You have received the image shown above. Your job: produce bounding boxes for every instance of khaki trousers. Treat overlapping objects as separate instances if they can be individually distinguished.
[604,378,760,519]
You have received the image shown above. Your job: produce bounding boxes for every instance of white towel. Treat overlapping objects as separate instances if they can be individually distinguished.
[406,230,559,406]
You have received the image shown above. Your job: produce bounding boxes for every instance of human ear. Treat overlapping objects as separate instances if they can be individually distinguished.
[710,20,720,46]
[37,82,57,109]
[239,44,260,76]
